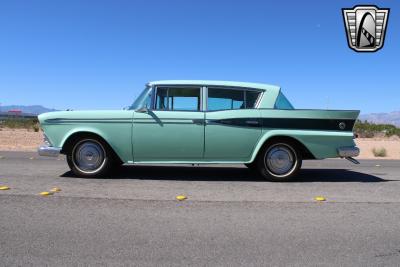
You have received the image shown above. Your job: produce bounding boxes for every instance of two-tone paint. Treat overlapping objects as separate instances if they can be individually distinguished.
[38,80,360,164]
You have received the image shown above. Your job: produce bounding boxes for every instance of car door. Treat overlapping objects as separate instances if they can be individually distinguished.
[132,86,205,162]
[204,87,262,161]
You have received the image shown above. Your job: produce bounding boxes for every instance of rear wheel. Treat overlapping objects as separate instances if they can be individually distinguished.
[66,137,114,178]
[257,141,302,182]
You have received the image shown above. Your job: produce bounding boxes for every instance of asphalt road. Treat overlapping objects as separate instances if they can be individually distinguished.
[1,151,400,266]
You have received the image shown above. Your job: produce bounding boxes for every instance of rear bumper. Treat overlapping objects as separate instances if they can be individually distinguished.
[38,145,62,157]
[337,146,360,158]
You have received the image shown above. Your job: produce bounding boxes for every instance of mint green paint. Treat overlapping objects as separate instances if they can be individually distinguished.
[204,109,262,160]
[249,130,355,162]
[259,109,360,120]
[132,110,204,161]
[39,110,134,162]
[38,80,360,164]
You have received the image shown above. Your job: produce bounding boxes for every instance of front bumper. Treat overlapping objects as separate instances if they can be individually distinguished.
[337,146,360,158]
[38,145,62,157]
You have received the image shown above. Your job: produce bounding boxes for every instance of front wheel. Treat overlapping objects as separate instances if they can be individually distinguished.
[257,142,302,182]
[66,137,114,178]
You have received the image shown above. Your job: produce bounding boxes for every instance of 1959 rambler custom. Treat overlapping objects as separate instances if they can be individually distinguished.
[38,80,360,181]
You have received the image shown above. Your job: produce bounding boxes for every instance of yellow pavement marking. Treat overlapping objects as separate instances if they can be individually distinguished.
[176,195,187,201]
[0,186,10,190]
[314,196,326,202]
[39,191,53,196]
[50,187,61,193]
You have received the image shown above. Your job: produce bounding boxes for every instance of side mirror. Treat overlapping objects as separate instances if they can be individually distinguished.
[136,107,149,113]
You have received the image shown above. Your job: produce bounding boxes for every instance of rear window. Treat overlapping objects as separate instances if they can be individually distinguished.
[274,91,294,110]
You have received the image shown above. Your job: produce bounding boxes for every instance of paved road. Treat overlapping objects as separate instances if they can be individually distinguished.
[1,151,400,266]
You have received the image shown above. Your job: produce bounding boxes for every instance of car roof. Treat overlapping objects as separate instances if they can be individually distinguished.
[148,80,280,91]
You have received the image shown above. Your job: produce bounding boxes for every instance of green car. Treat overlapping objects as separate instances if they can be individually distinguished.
[38,80,360,181]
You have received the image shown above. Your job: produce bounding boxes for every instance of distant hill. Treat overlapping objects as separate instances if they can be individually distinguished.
[0,105,58,115]
[359,111,400,127]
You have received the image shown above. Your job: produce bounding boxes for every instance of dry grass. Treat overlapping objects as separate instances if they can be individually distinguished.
[0,118,38,129]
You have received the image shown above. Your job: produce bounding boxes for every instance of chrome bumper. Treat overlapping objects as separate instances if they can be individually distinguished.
[38,145,62,157]
[337,146,360,158]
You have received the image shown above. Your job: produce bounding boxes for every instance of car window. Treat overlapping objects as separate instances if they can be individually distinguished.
[246,91,260,108]
[155,87,201,111]
[130,87,152,110]
[207,88,260,111]
[275,91,294,109]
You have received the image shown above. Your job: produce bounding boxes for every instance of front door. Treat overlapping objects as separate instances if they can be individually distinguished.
[132,86,204,162]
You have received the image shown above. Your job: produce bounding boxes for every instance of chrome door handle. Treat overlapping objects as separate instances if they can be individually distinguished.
[245,120,260,125]
[192,119,205,125]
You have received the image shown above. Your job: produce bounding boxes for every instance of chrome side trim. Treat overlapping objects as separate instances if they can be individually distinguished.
[337,146,360,158]
[38,145,62,157]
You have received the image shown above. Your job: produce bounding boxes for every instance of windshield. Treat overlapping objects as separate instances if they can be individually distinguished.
[274,91,294,110]
[129,87,152,110]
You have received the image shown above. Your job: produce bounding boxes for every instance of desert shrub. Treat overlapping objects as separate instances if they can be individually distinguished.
[372,147,387,157]
[1,118,38,129]
[354,120,400,138]
[33,123,40,132]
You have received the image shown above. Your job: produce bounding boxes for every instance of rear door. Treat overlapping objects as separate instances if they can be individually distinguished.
[204,87,262,161]
[133,86,205,161]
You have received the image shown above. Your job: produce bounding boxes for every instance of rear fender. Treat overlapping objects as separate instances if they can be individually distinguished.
[250,129,356,162]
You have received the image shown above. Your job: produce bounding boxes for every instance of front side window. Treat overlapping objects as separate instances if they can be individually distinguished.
[207,88,261,111]
[130,87,152,110]
[155,87,201,111]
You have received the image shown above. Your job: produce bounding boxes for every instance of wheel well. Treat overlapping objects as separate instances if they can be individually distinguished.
[256,136,315,161]
[61,132,123,164]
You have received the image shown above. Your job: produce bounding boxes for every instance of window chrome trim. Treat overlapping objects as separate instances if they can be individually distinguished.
[150,85,156,110]
[203,86,208,112]
[254,91,264,109]
[205,86,263,111]
[153,85,203,112]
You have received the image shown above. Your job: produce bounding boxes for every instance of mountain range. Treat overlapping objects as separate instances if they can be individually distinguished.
[359,111,400,127]
[0,105,58,115]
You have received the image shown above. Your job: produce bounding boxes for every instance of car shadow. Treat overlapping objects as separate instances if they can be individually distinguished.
[61,165,390,183]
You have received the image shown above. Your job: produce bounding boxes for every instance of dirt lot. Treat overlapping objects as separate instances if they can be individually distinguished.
[0,128,43,151]
[0,128,399,159]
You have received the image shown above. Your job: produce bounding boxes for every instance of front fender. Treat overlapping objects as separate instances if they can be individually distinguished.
[59,127,109,149]
[43,124,131,163]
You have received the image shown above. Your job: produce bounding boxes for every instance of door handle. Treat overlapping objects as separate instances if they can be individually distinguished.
[245,120,260,125]
[192,119,205,125]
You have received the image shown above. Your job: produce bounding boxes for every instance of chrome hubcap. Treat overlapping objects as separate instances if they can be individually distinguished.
[265,145,295,175]
[73,141,105,173]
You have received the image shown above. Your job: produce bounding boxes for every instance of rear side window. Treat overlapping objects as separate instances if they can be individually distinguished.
[155,87,201,111]
[274,91,294,110]
[207,88,261,111]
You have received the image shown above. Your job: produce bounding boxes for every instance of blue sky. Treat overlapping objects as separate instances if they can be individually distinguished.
[0,0,398,113]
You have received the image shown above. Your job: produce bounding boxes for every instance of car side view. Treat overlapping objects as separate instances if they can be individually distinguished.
[38,80,360,181]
